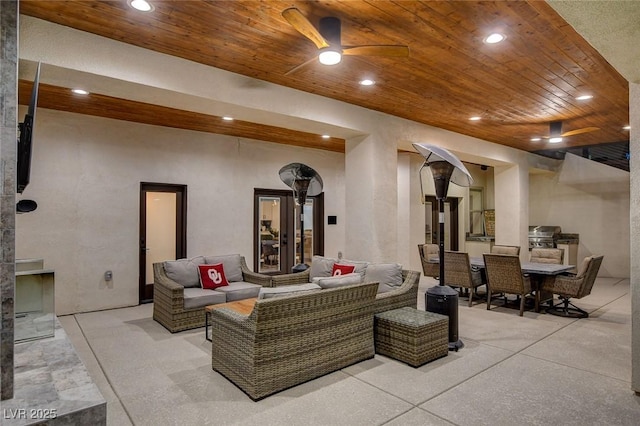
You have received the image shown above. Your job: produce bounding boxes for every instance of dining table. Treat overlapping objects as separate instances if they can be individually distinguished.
[429,255,575,313]
[468,257,575,275]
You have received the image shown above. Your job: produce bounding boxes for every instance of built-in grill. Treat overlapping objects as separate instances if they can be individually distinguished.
[528,226,562,249]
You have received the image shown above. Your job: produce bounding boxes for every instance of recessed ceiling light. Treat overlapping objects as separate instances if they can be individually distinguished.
[128,0,154,12]
[359,79,375,86]
[575,95,593,100]
[549,137,563,143]
[530,137,541,142]
[469,116,481,121]
[484,33,506,44]
[322,134,330,139]
[71,88,89,95]
[623,125,631,130]
[222,116,234,121]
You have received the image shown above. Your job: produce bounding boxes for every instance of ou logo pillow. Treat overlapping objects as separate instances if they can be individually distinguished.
[199,263,229,289]
[332,264,355,276]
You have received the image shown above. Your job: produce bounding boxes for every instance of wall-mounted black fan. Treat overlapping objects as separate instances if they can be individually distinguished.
[279,162,323,272]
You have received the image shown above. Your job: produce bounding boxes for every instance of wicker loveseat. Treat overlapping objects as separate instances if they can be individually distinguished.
[270,256,420,315]
[153,255,271,332]
[210,282,378,400]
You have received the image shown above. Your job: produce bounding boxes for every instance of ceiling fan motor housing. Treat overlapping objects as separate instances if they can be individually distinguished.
[319,16,341,46]
[550,121,563,136]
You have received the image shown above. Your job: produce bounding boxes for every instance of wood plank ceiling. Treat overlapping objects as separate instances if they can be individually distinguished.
[19,0,630,156]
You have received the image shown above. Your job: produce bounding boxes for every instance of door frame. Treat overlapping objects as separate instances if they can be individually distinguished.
[139,182,187,303]
[253,188,324,274]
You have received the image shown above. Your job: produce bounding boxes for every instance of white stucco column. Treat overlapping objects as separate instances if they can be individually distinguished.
[630,82,640,394]
[494,163,529,259]
[345,134,398,262]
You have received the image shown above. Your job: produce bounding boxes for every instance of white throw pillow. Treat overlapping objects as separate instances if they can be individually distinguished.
[364,263,403,293]
[312,272,362,289]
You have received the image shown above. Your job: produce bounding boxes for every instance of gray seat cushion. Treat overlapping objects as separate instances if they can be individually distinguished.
[258,283,321,299]
[215,281,262,301]
[183,287,226,309]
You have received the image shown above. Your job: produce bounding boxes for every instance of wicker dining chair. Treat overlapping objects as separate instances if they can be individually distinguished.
[490,245,521,255]
[483,254,533,316]
[529,248,564,264]
[418,244,440,279]
[443,251,484,307]
[540,255,603,318]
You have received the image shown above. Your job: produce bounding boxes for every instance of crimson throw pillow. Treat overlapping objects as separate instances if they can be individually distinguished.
[198,263,229,290]
[332,263,356,276]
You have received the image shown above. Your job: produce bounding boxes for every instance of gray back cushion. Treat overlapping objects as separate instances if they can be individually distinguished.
[203,254,243,282]
[364,263,403,293]
[309,256,336,281]
[163,256,206,288]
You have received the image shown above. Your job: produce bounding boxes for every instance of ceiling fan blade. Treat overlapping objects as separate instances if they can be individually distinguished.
[343,45,410,57]
[561,127,600,137]
[284,56,318,76]
[282,8,329,49]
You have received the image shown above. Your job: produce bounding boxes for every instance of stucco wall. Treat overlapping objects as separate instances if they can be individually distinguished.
[15,109,346,314]
[529,167,630,278]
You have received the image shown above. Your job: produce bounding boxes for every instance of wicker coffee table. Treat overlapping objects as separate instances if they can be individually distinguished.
[374,307,448,367]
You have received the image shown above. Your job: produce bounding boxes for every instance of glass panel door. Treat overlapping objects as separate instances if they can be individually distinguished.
[258,196,282,273]
[254,189,324,274]
[294,199,314,265]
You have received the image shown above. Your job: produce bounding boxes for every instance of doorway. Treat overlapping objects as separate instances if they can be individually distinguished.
[139,183,187,303]
[254,189,324,274]
[425,196,459,251]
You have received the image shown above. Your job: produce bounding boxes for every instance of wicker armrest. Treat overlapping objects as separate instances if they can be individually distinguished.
[271,270,310,287]
[153,263,184,294]
[372,269,420,314]
[239,257,272,286]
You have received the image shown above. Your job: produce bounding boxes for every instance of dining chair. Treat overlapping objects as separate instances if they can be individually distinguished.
[418,244,440,279]
[490,245,520,255]
[540,255,603,318]
[483,254,533,316]
[529,248,563,264]
[444,251,484,307]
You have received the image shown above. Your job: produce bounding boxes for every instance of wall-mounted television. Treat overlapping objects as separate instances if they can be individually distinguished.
[17,62,41,194]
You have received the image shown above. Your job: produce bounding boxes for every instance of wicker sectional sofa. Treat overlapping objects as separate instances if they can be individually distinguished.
[271,257,421,315]
[153,255,271,333]
[210,282,379,400]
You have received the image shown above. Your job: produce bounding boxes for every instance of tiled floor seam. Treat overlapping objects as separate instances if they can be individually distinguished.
[72,314,136,426]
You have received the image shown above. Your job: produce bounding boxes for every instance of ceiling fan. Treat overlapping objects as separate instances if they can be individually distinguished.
[282,7,409,75]
[543,121,599,143]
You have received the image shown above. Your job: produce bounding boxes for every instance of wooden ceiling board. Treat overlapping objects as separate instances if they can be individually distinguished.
[18,0,629,155]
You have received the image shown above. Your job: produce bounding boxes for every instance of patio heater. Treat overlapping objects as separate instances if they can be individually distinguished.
[413,143,473,351]
[279,163,323,273]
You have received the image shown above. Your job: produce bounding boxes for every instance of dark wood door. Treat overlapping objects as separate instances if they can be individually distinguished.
[139,183,187,303]
[254,189,324,274]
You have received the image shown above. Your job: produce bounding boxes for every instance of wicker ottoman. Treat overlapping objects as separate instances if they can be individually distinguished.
[374,307,448,367]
